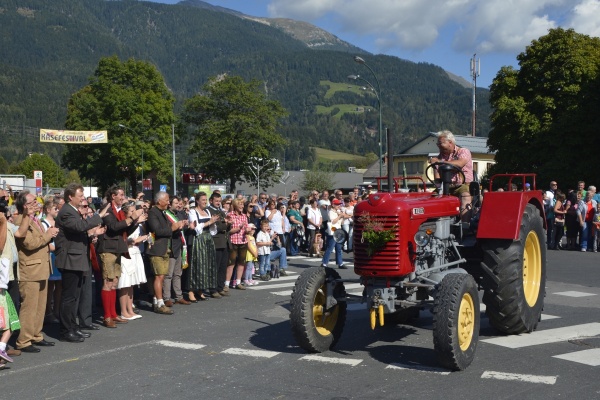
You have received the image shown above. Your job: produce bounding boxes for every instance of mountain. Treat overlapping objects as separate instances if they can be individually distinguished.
[0,0,491,171]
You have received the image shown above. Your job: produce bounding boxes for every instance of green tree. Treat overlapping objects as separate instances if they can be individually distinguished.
[63,56,176,194]
[488,28,600,187]
[15,153,65,188]
[183,75,288,193]
[301,170,336,193]
[0,156,9,174]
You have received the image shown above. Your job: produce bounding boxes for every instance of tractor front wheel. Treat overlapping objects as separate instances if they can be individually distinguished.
[433,273,480,371]
[290,267,347,352]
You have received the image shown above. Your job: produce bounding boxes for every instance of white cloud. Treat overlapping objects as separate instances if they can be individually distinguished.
[266,0,596,55]
[567,0,600,37]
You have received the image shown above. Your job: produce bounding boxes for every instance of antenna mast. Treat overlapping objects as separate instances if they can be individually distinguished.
[470,54,480,137]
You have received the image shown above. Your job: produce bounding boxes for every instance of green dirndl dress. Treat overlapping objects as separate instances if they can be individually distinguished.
[0,290,21,332]
[189,227,218,291]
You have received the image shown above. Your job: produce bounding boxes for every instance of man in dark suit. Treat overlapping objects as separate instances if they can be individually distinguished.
[55,183,105,343]
[207,192,230,297]
[146,191,186,315]
[163,196,190,306]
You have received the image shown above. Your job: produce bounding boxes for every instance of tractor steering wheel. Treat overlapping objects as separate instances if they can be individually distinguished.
[425,162,466,187]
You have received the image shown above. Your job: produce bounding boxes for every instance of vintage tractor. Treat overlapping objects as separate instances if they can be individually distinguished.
[290,166,546,371]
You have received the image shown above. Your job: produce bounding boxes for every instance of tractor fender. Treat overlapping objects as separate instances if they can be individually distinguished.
[476,192,545,240]
[429,268,469,285]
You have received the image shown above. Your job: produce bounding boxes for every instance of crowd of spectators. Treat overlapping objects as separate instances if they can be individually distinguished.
[0,183,363,370]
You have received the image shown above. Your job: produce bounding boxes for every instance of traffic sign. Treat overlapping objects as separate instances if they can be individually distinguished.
[160,185,167,192]
[33,170,43,179]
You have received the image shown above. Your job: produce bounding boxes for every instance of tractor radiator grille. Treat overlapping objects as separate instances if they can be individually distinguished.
[353,215,402,270]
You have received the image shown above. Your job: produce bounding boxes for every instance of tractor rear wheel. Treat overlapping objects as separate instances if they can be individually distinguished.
[290,267,347,352]
[433,273,480,371]
[480,204,546,334]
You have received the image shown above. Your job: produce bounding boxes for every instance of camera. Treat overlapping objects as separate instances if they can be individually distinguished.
[0,197,8,214]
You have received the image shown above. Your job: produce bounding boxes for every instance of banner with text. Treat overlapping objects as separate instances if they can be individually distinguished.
[40,129,108,144]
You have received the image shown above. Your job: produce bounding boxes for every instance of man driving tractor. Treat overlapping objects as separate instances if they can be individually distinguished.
[429,130,474,221]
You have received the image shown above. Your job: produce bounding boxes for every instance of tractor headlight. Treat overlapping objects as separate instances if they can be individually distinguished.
[414,230,430,247]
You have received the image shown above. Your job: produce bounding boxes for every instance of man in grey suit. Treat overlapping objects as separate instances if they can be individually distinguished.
[55,183,105,343]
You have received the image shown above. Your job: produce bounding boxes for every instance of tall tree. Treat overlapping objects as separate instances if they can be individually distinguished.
[63,56,176,194]
[488,28,600,187]
[301,169,336,193]
[183,75,288,193]
[16,153,65,188]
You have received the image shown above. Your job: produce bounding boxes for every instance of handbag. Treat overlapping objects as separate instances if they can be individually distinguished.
[555,219,565,226]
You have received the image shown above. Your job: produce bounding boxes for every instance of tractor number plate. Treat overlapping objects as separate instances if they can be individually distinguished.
[412,207,425,215]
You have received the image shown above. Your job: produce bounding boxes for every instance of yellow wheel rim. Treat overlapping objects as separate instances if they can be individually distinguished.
[523,230,542,307]
[458,292,475,351]
[313,285,339,336]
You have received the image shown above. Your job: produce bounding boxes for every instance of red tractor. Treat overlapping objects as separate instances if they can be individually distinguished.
[290,166,546,371]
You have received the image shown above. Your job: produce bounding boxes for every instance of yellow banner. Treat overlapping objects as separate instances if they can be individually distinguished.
[40,129,108,144]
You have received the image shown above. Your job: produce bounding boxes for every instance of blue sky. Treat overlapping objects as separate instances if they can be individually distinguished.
[153,0,600,88]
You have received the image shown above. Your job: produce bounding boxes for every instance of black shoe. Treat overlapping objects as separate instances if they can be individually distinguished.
[33,339,55,347]
[74,330,91,338]
[79,324,100,331]
[338,264,348,269]
[279,269,288,276]
[59,333,85,343]
[19,345,41,353]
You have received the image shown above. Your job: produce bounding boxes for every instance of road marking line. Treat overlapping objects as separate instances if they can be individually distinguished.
[1,341,154,376]
[481,371,557,385]
[156,340,206,350]
[386,363,450,375]
[251,281,298,290]
[481,323,600,348]
[541,314,561,320]
[246,276,300,288]
[300,354,362,366]
[222,348,280,358]
[254,281,362,291]
[271,290,293,296]
[552,291,597,297]
[552,348,600,366]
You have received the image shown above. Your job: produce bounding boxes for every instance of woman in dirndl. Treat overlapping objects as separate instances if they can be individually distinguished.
[187,192,219,301]
[1,255,21,368]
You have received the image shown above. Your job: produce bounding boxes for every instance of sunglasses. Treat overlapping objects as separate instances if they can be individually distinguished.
[80,205,89,208]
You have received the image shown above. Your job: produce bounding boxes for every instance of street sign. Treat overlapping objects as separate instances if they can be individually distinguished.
[33,171,43,179]
[160,185,167,192]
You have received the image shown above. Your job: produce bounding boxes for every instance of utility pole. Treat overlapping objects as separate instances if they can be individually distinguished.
[470,54,480,137]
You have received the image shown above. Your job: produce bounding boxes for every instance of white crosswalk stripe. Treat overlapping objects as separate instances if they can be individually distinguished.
[481,323,600,348]
[552,348,600,366]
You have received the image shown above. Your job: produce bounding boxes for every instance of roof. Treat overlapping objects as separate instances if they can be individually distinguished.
[231,171,365,196]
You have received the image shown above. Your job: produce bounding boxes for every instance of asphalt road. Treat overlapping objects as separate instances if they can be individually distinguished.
[2,249,600,400]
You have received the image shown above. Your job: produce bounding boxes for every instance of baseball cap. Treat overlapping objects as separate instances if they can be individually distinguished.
[332,199,342,205]
[525,183,531,188]
[318,199,330,207]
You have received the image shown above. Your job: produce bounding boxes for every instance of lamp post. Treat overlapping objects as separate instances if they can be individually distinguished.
[352,56,383,180]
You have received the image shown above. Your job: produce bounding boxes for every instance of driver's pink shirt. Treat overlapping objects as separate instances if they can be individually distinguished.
[438,146,474,184]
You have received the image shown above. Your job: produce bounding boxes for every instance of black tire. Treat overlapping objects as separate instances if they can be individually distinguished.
[432,273,480,371]
[480,203,546,334]
[290,267,347,352]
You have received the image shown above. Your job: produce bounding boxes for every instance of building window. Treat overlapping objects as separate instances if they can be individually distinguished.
[398,161,424,175]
